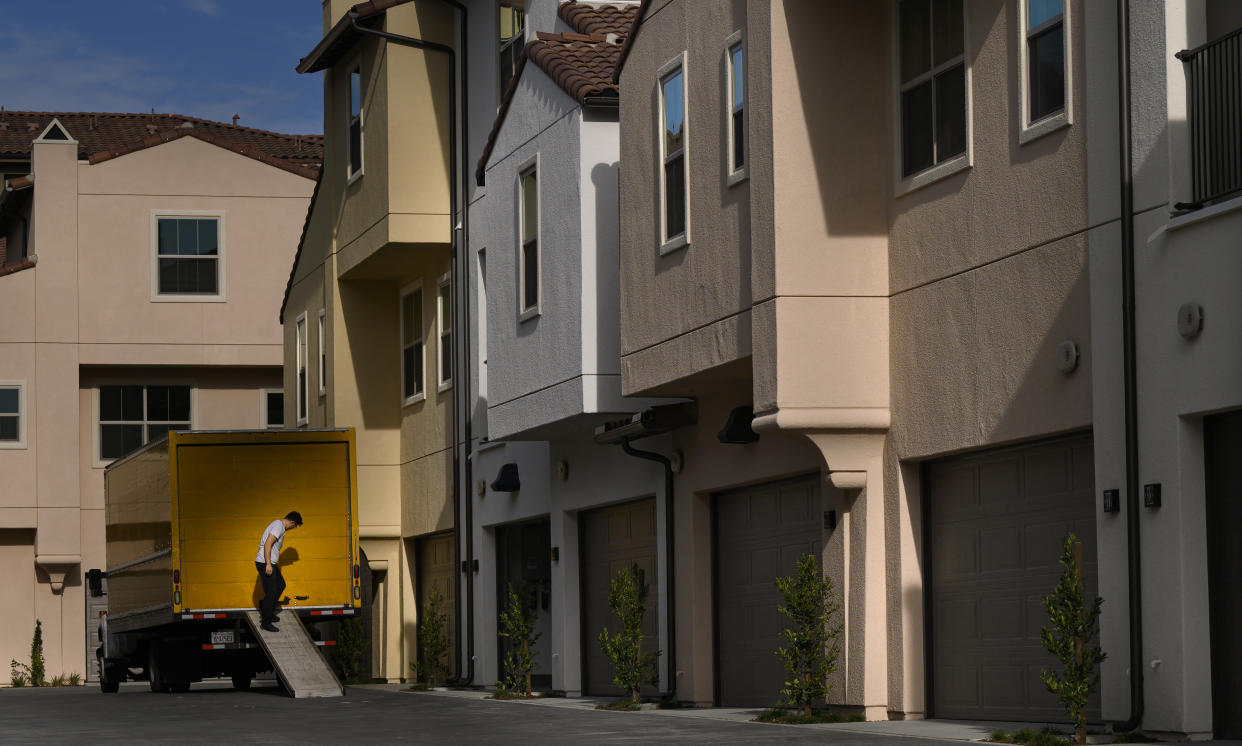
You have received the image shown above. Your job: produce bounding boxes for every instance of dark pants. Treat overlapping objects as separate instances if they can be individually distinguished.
[256,562,286,623]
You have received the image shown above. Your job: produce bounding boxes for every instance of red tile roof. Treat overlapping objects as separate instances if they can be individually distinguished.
[0,111,322,179]
[476,3,637,185]
[612,0,652,84]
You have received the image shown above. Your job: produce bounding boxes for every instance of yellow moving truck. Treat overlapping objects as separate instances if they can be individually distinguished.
[93,429,361,693]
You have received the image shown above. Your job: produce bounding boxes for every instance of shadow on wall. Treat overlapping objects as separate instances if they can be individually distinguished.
[593,160,621,368]
[338,280,402,431]
[782,0,895,238]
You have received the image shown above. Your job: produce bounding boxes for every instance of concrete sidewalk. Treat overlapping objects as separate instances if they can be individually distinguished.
[371,687,1242,745]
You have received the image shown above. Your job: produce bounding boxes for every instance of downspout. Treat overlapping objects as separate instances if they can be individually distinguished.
[1115,0,1144,732]
[619,439,677,701]
[347,10,477,686]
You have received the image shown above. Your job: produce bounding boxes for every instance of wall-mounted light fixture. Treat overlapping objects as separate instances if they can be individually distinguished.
[1177,302,1203,339]
[718,405,759,444]
[490,463,520,492]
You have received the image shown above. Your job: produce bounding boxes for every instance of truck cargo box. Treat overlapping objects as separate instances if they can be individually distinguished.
[104,429,361,630]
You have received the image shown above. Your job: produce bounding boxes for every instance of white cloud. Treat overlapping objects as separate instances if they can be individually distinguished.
[183,0,220,16]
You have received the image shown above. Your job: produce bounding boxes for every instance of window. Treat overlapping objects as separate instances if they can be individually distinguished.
[1019,0,1069,141]
[296,313,308,425]
[897,0,967,179]
[317,308,327,397]
[499,4,526,96]
[401,282,425,404]
[518,164,539,317]
[348,63,363,179]
[260,388,284,429]
[726,33,746,180]
[98,384,190,461]
[437,275,452,391]
[658,55,688,252]
[0,382,25,448]
[154,215,222,298]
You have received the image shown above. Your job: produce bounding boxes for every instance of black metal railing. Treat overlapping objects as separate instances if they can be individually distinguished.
[1176,27,1242,209]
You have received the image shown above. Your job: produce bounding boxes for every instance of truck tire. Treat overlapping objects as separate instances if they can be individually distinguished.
[148,645,169,693]
[98,653,120,694]
[231,674,252,691]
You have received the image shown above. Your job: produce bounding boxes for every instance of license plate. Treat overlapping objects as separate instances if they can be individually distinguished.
[210,630,234,645]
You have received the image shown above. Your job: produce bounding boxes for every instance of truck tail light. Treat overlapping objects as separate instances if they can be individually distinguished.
[353,564,359,580]
[173,570,180,584]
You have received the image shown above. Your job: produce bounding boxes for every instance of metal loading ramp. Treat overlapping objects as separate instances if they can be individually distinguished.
[245,611,344,698]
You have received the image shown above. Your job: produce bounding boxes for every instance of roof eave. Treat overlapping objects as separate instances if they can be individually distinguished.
[297,11,369,74]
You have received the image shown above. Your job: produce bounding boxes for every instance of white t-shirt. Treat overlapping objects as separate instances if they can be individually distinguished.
[256,519,287,565]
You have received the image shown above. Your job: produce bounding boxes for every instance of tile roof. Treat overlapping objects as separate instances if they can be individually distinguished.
[0,111,322,179]
[476,2,637,185]
[612,0,651,84]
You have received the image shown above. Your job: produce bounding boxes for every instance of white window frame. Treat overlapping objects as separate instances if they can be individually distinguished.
[347,58,365,184]
[295,312,308,426]
[437,273,452,393]
[150,210,227,302]
[91,380,197,467]
[892,0,973,196]
[657,52,690,255]
[725,30,748,186]
[0,381,27,449]
[259,387,284,429]
[517,154,541,322]
[1017,0,1072,144]
[400,279,426,406]
[317,308,327,398]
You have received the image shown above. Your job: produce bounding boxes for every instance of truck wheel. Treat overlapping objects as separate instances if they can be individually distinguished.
[97,651,120,693]
[147,646,168,693]
[231,674,252,691]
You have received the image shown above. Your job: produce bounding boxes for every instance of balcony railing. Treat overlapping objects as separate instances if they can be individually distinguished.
[1176,28,1242,209]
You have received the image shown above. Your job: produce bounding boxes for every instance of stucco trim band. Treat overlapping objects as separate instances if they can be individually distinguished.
[753,406,891,432]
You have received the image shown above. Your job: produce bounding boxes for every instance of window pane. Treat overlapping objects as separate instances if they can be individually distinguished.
[147,385,169,421]
[523,240,538,310]
[350,69,361,117]
[101,424,143,460]
[1028,0,1062,29]
[177,220,198,256]
[414,343,424,395]
[197,219,218,255]
[731,46,744,109]
[439,285,451,330]
[901,81,935,176]
[350,120,362,175]
[402,293,416,346]
[100,386,122,421]
[1029,24,1064,121]
[441,333,452,382]
[298,370,307,417]
[158,219,177,255]
[664,155,686,238]
[403,346,415,398]
[0,415,16,441]
[932,0,963,66]
[0,388,17,414]
[935,65,967,161]
[147,423,174,442]
[120,385,144,421]
[267,392,284,426]
[521,170,537,243]
[158,258,179,294]
[169,386,190,421]
[899,0,931,83]
[733,110,745,170]
[662,70,684,155]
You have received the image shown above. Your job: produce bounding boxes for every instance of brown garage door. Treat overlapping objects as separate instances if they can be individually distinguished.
[580,499,658,696]
[928,434,1099,721]
[714,474,822,707]
[416,532,456,682]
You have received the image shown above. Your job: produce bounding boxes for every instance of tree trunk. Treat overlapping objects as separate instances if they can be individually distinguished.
[524,638,531,696]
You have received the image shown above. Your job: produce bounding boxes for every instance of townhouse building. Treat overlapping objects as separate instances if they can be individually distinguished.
[611,0,1242,738]
[284,0,504,682]
[472,0,682,696]
[0,112,318,683]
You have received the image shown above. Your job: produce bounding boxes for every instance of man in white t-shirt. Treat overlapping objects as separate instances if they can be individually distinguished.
[255,511,302,632]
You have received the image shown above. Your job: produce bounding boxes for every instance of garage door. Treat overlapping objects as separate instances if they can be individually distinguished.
[714,474,821,707]
[928,434,1098,721]
[1205,411,1242,739]
[580,499,658,696]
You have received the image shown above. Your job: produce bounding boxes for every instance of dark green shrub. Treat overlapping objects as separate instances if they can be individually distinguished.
[496,582,538,697]
[1040,534,1105,746]
[414,589,451,687]
[598,565,660,703]
[774,554,841,717]
[333,617,366,683]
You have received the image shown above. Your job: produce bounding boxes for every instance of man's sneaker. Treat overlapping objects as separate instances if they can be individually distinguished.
[260,622,278,633]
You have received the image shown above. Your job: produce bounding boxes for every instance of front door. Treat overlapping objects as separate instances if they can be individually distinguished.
[1205,411,1242,739]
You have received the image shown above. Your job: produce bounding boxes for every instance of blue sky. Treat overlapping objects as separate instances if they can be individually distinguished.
[0,1,325,135]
